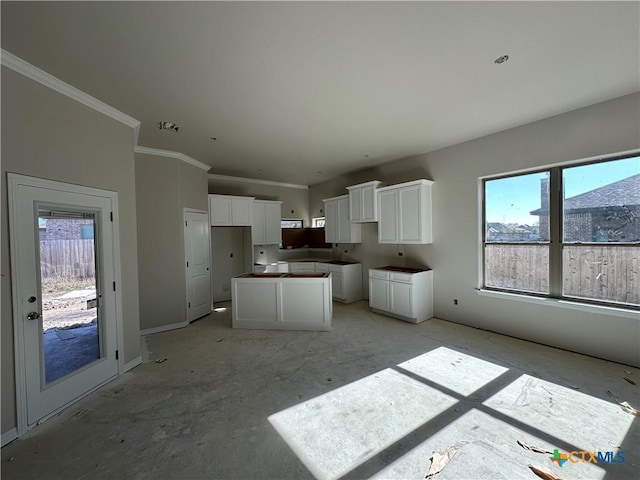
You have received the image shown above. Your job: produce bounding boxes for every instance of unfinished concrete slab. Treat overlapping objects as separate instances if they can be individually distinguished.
[1,301,638,480]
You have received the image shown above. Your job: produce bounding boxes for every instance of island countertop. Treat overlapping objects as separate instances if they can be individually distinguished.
[235,272,330,279]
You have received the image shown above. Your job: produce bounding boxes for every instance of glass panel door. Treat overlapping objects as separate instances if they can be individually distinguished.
[38,209,102,385]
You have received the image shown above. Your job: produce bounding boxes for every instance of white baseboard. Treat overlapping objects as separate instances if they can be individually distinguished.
[123,356,142,373]
[1,428,18,447]
[140,321,189,337]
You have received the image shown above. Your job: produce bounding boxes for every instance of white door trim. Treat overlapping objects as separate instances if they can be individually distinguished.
[7,173,125,436]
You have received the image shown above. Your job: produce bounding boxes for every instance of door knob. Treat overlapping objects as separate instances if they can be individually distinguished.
[27,312,41,321]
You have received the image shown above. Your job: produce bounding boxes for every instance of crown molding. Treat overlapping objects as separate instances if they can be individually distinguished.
[1,49,141,135]
[134,146,211,172]
[208,173,308,190]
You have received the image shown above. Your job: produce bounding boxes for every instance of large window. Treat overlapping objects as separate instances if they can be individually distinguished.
[483,153,639,308]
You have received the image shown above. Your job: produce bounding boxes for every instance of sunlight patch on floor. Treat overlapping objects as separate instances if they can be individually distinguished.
[483,374,635,452]
[268,368,457,480]
[370,408,607,480]
[398,346,509,396]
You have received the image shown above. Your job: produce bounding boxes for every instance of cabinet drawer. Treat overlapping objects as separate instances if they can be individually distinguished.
[328,264,343,274]
[369,269,390,280]
[390,272,413,283]
[315,263,329,272]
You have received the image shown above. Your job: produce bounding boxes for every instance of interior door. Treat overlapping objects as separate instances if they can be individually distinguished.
[184,210,212,321]
[8,174,119,428]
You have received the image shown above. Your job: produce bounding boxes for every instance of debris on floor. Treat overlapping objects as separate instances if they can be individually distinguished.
[155,358,168,364]
[623,377,636,385]
[606,390,640,416]
[425,445,457,479]
[619,401,640,416]
[528,464,564,480]
[516,440,553,455]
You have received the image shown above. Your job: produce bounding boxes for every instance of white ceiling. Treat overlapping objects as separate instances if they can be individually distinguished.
[2,1,638,186]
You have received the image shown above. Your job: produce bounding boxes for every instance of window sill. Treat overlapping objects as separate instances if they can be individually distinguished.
[477,289,638,319]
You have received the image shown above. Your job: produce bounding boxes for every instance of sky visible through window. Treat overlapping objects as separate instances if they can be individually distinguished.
[485,156,639,225]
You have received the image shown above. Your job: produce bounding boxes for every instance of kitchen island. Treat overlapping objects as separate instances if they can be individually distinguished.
[231,273,333,331]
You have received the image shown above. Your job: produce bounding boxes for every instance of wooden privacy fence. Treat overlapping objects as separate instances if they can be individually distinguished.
[485,244,639,305]
[40,239,95,280]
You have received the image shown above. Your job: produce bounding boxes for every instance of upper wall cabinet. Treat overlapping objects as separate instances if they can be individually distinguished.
[209,194,255,226]
[347,180,382,222]
[377,179,433,244]
[252,200,282,245]
[323,195,362,244]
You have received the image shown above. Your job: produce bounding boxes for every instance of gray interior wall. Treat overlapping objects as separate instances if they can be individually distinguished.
[1,67,142,435]
[180,162,208,211]
[135,154,184,331]
[208,179,310,226]
[309,93,640,367]
[135,155,208,331]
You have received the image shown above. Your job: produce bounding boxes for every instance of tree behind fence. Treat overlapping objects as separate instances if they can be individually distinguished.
[40,239,95,280]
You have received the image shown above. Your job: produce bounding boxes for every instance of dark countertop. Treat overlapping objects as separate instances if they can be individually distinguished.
[235,273,330,279]
[374,266,431,274]
[284,259,360,265]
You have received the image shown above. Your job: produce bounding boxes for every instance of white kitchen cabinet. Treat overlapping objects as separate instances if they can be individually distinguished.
[377,180,433,244]
[369,270,390,311]
[288,262,317,273]
[209,194,254,226]
[315,261,362,303]
[252,200,282,245]
[232,273,332,331]
[323,195,362,243]
[347,181,382,222]
[368,267,433,323]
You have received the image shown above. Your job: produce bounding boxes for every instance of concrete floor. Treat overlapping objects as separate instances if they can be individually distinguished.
[2,301,638,479]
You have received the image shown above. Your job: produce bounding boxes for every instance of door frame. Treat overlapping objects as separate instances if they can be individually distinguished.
[7,173,125,436]
[183,208,212,322]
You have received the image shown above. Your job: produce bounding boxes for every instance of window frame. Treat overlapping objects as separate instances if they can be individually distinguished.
[481,150,639,310]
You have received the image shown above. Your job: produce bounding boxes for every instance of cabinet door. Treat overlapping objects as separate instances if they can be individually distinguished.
[337,196,351,243]
[264,202,282,244]
[324,200,338,243]
[349,188,362,222]
[232,197,253,226]
[332,273,344,299]
[361,184,376,221]
[377,189,398,243]
[398,185,421,243]
[390,281,413,318]
[209,195,233,226]
[251,202,266,244]
[369,277,389,311]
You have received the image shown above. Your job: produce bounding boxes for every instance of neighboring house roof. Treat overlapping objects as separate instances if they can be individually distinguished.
[531,174,640,215]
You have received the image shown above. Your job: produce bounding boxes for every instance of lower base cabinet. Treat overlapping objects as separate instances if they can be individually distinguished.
[232,273,332,331]
[315,262,362,303]
[368,268,433,323]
